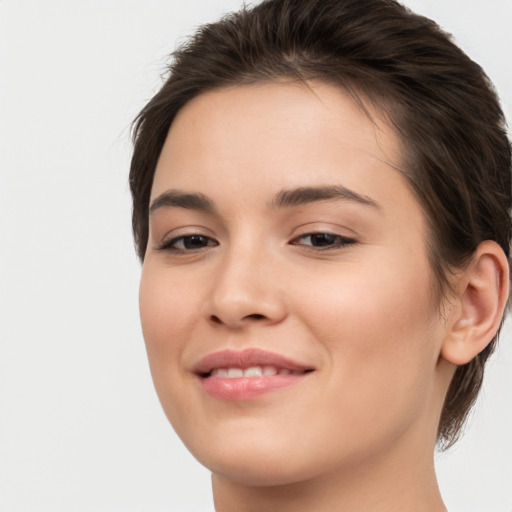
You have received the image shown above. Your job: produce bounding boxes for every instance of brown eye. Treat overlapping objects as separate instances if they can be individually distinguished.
[160,235,218,252]
[291,233,356,250]
[305,233,338,247]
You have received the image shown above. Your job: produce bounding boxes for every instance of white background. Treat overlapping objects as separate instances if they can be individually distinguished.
[1,1,511,511]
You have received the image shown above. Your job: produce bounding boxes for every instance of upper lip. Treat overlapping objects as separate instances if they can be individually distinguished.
[193,348,314,376]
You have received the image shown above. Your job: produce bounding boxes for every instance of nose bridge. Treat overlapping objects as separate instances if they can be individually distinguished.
[205,234,286,327]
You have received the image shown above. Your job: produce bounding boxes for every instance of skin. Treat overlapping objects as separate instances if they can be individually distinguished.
[139,81,507,511]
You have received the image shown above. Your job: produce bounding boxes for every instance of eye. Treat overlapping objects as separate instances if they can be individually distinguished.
[290,232,356,250]
[158,234,218,253]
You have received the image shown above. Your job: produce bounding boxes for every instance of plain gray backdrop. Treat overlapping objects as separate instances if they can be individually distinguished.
[1,1,511,511]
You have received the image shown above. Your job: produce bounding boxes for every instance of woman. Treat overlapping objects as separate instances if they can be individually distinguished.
[130,0,511,510]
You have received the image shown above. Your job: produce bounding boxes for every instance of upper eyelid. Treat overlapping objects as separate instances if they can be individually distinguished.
[292,229,352,237]
[156,225,217,243]
[289,226,357,240]
[163,230,352,242]
[290,232,356,244]
[288,218,360,238]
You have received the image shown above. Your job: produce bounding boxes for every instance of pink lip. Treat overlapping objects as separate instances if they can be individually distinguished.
[194,348,314,401]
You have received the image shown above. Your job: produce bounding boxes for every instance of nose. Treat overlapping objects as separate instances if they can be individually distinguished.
[203,246,288,329]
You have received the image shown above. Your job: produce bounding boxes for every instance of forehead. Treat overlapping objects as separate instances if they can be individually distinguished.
[152,80,405,200]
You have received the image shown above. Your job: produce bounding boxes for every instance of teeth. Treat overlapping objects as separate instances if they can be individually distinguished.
[209,366,301,378]
[262,365,278,376]
[244,366,263,377]
[227,368,244,378]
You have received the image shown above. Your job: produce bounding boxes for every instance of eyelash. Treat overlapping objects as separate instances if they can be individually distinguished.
[157,232,356,254]
[290,232,356,251]
[157,235,218,254]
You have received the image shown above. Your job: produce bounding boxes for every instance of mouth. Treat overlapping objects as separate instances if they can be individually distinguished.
[194,348,315,400]
[207,366,308,378]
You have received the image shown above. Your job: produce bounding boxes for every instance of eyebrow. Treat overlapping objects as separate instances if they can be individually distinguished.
[149,184,380,215]
[269,185,380,209]
[149,190,216,215]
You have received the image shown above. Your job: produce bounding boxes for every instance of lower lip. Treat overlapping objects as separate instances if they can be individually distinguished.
[200,374,309,400]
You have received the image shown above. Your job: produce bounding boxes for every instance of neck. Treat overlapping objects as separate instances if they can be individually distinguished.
[212,435,446,512]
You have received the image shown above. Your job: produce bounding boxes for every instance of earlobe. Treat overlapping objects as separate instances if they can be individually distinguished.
[441,241,510,366]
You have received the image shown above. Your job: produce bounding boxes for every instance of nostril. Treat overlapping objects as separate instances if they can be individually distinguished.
[208,312,270,326]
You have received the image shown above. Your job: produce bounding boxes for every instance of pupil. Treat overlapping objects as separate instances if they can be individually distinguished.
[311,233,335,246]
[184,235,207,249]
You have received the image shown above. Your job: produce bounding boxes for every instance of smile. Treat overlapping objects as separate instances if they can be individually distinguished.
[194,349,314,400]
[210,366,306,378]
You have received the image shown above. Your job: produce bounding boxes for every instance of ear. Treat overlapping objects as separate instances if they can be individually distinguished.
[441,241,510,366]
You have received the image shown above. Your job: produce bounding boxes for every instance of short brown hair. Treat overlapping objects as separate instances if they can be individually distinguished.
[130,0,511,449]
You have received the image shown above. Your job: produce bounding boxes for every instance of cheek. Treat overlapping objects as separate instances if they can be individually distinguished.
[138,263,206,435]
[139,264,197,376]
[293,257,439,414]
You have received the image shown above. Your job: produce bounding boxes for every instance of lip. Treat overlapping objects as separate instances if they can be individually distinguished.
[194,348,314,401]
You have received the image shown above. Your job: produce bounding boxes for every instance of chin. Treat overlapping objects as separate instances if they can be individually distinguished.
[176,423,321,486]
[199,450,317,487]
[210,460,302,487]
[176,420,362,489]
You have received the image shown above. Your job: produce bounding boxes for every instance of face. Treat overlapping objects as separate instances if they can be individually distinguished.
[140,81,450,486]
